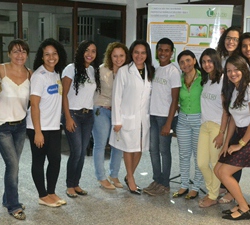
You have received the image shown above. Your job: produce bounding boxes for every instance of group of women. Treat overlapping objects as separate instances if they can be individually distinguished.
[1,26,250,221]
[172,27,250,220]
[0,37,155,220]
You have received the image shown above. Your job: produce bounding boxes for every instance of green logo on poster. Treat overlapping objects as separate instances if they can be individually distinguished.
[207,8,214,17]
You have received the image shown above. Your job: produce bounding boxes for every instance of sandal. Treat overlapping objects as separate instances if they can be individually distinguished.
[10,210,26,220]
[218,196,234,204]
[199,198,217,208]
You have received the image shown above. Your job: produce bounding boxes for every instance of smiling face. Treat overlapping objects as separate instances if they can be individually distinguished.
[84,44,97,67]
[132,44,147,69]
[226,62,242,87]
[224,30,240,55]
[241,38,250,62]
[42,45,59,72]
[178,55,196,75]
[201,55,215,75]
[111,47,126,71]
[157,44,173,66]
[9,45,28,66]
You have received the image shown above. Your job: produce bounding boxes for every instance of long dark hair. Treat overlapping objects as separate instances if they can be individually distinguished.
[128,40,155,81]
[199,48,222,85]
[222,55,250,114]
[177,49,200,71]
[217,26,241,58]
[73,40,100,95]
[238,32,250,66]
[33,38,67,76]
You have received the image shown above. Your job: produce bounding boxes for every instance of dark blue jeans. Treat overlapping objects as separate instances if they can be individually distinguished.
[149,115,177,188]
[0,119,26,214]
[62,109,94,188]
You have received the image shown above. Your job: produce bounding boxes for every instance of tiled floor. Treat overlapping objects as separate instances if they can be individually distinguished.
[0,135,249,225]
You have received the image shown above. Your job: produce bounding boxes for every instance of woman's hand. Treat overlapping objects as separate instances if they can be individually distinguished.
[219,144,228,158]
[227,144,242,155]
[34,132,44,148]
[66,117,77,132]
[113,125,122,132]
[213,133,224,149]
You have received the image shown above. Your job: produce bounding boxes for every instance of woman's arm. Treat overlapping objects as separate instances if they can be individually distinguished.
[30,95,44,148]
[62,76,76,132]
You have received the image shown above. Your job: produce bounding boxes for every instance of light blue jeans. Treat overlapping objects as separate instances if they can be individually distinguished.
[92,106,122,181]
[0,119,26,214]
[149,115,178,188]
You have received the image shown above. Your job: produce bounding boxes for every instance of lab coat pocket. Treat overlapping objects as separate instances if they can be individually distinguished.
[122,115,135,131]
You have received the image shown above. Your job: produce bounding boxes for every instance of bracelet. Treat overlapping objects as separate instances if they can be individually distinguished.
[219,129,225,134]
[239,139,247,147]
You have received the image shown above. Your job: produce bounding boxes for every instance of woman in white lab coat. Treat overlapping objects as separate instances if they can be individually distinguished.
[109,40,155,195]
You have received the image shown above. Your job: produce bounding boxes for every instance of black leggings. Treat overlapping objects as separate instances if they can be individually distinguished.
[27,129,61,198]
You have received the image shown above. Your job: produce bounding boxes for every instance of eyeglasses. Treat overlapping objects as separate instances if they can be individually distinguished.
[225,36,239,42]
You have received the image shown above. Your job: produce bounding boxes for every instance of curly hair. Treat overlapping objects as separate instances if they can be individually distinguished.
[238,32,250,66]
[103,42,129,70]
[128,39,155,81]
[199,48,222,85]
[33,38,67,76]
[216,26,241,58]
[73,40,100,95]
[222,55,250,114]
[8,39,30,55]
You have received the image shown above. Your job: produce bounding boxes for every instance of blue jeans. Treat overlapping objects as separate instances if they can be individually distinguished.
[149,115,177,188]
[92,106,122,181]
[62,109,94,188]
[0,119,26,214]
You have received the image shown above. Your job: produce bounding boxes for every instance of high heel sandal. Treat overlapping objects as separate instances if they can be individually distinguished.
[124,176,141,195]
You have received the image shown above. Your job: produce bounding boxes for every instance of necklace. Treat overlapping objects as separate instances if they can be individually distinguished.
[184,73,196,89]
[138,68,145,80]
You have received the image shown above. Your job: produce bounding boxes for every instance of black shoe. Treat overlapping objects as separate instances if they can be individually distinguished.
[222,205,250,215]
[66,191,78,198]
[124,176,128,185]
[222,209,234,215]
[173,189,189,198]
[129,188,141,195]
[75,189,88,196]
[222,209,250,220]
[124,176,141,195]
[185,192,199,200]
[124,176,141,191]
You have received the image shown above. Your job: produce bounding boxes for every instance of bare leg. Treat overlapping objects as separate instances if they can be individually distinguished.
[123,152,141,191]
[218,164,249,218]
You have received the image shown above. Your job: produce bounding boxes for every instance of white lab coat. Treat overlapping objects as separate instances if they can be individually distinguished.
[109,62,151,152]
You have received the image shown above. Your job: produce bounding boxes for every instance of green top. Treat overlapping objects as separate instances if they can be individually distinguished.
[179,69,203,114]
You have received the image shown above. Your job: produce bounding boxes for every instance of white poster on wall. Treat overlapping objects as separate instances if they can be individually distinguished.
[147,4,234,67]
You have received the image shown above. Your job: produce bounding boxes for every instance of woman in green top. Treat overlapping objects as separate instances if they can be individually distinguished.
[173,50,203,199]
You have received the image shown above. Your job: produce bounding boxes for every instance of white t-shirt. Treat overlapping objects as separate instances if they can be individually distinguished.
[229,86,250,127]
[62,63,96,110]
[200,75,223,124]
[26,65,62,130]
[150,63,181,117]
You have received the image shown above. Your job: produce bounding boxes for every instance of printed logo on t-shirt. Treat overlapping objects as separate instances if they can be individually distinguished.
[201,92,216,100]
[47,84,59,95]
[153,77,167,85]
